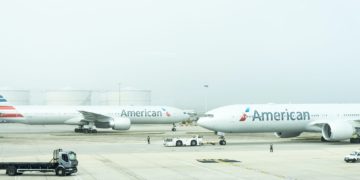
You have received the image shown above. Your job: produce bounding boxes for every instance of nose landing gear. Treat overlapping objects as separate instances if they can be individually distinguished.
[219,136,226,145]
[217,132,226,145]
[171,123,177,132]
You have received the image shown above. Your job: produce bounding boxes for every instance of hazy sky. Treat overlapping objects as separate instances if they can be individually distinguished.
[1,0,360,111]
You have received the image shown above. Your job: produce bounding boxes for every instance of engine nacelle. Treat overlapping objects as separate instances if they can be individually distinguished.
[110,117,131,130]
[322,122,354,141]
[274,132,302,138]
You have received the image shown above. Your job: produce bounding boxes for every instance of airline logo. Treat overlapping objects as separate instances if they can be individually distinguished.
[240,107,250,121]
[162,108,171,117]
[0,95,24,118]
[252,109,310,121]
[119,108,171,118]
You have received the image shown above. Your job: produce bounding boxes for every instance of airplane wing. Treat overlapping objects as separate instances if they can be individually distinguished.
[78,110,111,123]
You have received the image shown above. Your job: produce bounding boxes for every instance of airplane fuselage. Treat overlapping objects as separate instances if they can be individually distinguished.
[2,106,187,125]
[198,104,360,133]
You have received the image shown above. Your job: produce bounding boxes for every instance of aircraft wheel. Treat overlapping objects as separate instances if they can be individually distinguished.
[172,128,176,132]
[219,140,226,145]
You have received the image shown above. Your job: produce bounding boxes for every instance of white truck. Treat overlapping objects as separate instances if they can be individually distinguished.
[163,135,203,147]
[344,150,360,163]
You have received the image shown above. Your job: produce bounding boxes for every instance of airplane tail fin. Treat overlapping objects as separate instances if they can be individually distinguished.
[0,95,24,118]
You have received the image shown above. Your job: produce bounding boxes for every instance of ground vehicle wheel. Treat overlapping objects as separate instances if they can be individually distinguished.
[56,167,66,176]
[91,129,97,133]
[191,140,197,146]
[172,128,176,132]
[176,140,183,146]
[352,159,356,163]
[6,166,17,176]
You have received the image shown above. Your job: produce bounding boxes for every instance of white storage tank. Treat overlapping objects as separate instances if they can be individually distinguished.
[100,87,151,106]
[46,89,92,105]
[0,89,30,105]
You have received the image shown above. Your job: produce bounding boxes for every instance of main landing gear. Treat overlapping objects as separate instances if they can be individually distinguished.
[350,129,360,144]
[171,123,177,132]
[74,125,98,134]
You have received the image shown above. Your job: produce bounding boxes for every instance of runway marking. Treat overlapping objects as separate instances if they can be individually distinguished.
[197,159,241,163]
[148,152,239,179]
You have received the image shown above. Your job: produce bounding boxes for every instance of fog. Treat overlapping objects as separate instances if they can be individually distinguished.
[1,0,360,111]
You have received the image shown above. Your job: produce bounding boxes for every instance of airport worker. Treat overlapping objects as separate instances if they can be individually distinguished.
[147,136,150,144]
[270,144,273,152]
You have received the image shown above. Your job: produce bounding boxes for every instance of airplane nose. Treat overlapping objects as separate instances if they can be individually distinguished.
[197,118,205,126]
[197,117,213,130]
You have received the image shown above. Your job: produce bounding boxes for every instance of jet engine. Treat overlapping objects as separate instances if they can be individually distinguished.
[322,122,354,141]
[274,132,302,138]
[110,117,131,130]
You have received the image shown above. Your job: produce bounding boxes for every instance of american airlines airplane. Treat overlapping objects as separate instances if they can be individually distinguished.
[0,95,190,133]
[197,104,360,145]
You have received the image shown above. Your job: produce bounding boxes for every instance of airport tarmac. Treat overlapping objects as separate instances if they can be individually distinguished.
[0,124,359,180]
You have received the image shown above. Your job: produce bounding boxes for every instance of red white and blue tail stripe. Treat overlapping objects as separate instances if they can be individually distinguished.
[0,95,24,118]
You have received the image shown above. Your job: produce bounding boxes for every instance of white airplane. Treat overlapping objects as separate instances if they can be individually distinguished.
[197,104,360,145]
[0,95,190,133]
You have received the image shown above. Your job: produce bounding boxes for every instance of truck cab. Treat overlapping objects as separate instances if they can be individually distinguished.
[344,150,360,163]
[52,149,78,176]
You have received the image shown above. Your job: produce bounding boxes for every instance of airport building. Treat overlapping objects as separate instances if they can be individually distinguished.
[1,87,151,106]
[98,87,151,106]
[0,89,30,105]
[45,89,92,105]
